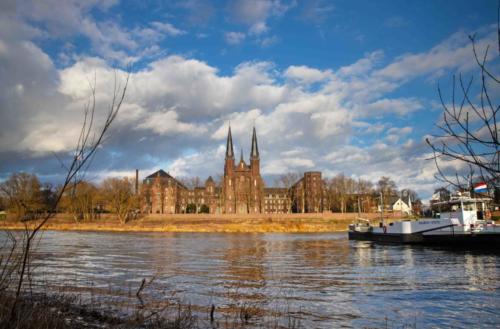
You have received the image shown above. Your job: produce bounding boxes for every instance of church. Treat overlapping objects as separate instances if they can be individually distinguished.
[142,126,324,214]
[222,126,264,214]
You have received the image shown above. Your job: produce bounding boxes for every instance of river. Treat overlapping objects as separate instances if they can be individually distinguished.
[6,231,500,328]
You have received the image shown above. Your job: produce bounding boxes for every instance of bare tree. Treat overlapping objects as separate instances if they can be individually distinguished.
[275,172,301,188]
[354,178,374,213]
[326,174,358,213]
[102,177,135,223]
[276,172,301,212]
[0,173,43,220]
[7,71,129,317]
[178,176,200,189]
[377,176,398,210]
[61,180,99,221]
[400,188,420,204]
[426,26,499,192]
[140,182,152,214]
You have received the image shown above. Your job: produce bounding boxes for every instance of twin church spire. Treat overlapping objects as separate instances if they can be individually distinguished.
[226,125,234,158]
[251,126,259,159]
[225,125,259,161]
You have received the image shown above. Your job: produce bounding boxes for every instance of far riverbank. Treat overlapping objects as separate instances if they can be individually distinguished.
[0,212,405,233]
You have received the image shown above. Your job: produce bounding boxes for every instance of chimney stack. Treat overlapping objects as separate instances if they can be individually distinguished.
[135,169,139,195]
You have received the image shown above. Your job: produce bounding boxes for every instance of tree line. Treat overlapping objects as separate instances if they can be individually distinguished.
[4,170,495,220]
[0,170,426,220]
[0,172,138,223]
[275,173,422,214]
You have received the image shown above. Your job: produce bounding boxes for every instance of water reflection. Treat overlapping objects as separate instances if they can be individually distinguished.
[1,231,498,328]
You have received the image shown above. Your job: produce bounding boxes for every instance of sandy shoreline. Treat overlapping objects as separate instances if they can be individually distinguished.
[0,212,402,233]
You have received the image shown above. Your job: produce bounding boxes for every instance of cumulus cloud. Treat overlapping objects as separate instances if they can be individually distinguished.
[249,21,268,35]
[150,21,186,37]
[359,98,424,117]
[374,29,497,81]
[227,0,295,39]
[174,0,215,26]
[337,50,384,77]
[228,0,293,25]
[301,0,334,24]
[284,65,332,84]
[136,110,206,135]
[259,35,279,47]
[225,31,246,45]
[9,0,186,65]
[1,6,497,201]
[262,157,315,175]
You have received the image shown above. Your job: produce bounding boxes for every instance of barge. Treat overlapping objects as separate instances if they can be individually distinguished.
[348,194,499,248]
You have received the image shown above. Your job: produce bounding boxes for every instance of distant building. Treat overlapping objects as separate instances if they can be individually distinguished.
[290,172,324,213]
[142,126,325,214]
[391,197,412,214]
[142,170,187,214]
[263,188,291,213]
[377,196,412,215]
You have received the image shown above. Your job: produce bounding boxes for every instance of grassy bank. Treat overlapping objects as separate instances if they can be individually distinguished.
[0,212,401,233]
[0,291,207,329]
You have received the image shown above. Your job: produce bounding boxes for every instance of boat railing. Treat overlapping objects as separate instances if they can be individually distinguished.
[355,217,370,223]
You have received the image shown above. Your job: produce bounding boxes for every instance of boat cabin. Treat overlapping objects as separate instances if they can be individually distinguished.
[434,194,491,227]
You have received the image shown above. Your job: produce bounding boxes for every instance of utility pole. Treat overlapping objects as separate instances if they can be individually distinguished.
[380,191,384,225]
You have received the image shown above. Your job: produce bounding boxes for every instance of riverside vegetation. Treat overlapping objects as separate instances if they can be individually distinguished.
[0,212,405,234]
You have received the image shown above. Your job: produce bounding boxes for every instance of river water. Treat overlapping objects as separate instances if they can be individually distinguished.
[7,231,500,328]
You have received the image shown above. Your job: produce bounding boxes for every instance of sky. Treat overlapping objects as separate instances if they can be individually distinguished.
[0,0,498,201]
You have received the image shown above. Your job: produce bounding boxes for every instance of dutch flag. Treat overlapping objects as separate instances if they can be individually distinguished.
[474,182,488,193]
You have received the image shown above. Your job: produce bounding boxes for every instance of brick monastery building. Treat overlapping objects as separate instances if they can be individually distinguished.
[142,126,324,214]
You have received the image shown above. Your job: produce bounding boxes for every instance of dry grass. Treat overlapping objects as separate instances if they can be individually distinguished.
[0,290,304,329]
[0,212,405,233]
[0,292,121,329]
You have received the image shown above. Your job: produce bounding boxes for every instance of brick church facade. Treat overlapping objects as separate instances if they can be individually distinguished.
[142,126,324,214]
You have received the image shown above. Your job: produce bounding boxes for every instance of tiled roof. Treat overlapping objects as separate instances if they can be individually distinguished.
[144,169,187,189]
[145,169,172,179]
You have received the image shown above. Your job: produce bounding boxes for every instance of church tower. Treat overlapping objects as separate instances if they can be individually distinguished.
[249,126,263,213]
[250,126,260,176]
[224,125,234,176]
[223,125,236,213]
[222,125,263,214]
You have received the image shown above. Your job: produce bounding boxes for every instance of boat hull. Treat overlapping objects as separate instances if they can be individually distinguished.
[348,231,500,248]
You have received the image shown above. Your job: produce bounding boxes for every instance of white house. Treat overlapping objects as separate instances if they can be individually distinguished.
[377,197,412,215]
[391,198,412,215]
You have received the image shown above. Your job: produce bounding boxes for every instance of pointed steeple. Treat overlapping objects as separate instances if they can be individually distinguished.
[240,148,244,163]
[226,125,234,158]
[250,126,259,159]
